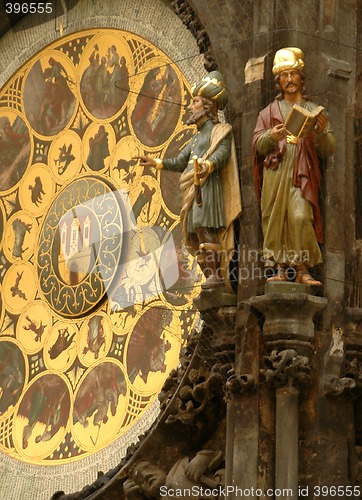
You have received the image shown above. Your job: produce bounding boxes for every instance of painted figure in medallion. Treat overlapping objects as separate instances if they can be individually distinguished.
[80,43,129,118]
[0,342,26,415]
[38,57,75,134]
[0,115,30,190]
[87,125,110,171]
[132,65,181,147]
[83,316,107,360]
[127,308,172,384]
[73,363,126,429]
[18,375,70,449]
[11,218,32,259]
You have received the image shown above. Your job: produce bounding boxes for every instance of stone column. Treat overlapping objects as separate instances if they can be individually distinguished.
[224,303,258,499]
[249,291,328,499]
[345,308,362,488]
[275,384,299,498]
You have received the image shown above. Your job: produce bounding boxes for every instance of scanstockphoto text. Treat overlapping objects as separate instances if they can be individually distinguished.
[160,485,361,497]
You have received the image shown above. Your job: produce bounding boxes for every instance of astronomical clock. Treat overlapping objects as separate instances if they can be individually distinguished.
[0,29,202,465]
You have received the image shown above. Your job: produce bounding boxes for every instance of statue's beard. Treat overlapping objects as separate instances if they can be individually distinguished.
[186,108,207,125]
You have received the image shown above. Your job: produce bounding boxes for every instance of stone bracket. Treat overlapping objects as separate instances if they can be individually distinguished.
[225,371,256,398]
[262,348,311,390]
[323,326,356,396]
[323,53,352,81]
[247,292,328,349]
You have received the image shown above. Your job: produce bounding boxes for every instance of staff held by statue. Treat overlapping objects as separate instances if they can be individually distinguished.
[193,155,202,207]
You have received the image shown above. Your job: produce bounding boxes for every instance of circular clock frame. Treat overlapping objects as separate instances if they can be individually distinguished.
[0,28,202,466]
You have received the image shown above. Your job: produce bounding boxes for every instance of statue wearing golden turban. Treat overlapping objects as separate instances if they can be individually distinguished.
[136,71,241,290]
[253,48,336,286]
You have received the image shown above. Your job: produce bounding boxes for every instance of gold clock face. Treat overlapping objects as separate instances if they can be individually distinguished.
[0,29,202,465]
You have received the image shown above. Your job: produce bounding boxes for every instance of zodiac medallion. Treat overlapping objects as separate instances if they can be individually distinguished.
[37,176,123,317]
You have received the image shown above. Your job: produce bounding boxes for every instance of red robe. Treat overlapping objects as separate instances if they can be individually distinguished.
[252,99,324,243]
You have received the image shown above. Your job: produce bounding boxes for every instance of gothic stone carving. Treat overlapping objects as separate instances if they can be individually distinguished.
[262,349,311,390]
[171,0,217,71]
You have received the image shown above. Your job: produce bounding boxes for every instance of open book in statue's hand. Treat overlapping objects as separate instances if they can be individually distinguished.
[284,103,325,139]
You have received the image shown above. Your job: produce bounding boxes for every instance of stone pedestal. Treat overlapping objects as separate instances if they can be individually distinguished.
[247,290,327,499]
[249,291,327,355]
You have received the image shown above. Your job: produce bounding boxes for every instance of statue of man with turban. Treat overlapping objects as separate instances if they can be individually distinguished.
[253,48,336,286]
[136,71,241,289]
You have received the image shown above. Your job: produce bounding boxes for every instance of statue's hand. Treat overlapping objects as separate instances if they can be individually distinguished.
[314,112,327,133]
[184,451,215,482]
[133,155,157,168]
[270,123,287,142]
[197,163,209,179]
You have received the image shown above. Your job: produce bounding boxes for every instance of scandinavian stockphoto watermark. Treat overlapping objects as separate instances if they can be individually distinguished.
[58,188,312,308]
[190,244,311,283]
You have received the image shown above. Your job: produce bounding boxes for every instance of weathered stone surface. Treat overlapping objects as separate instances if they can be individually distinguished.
[248,292,327,344]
